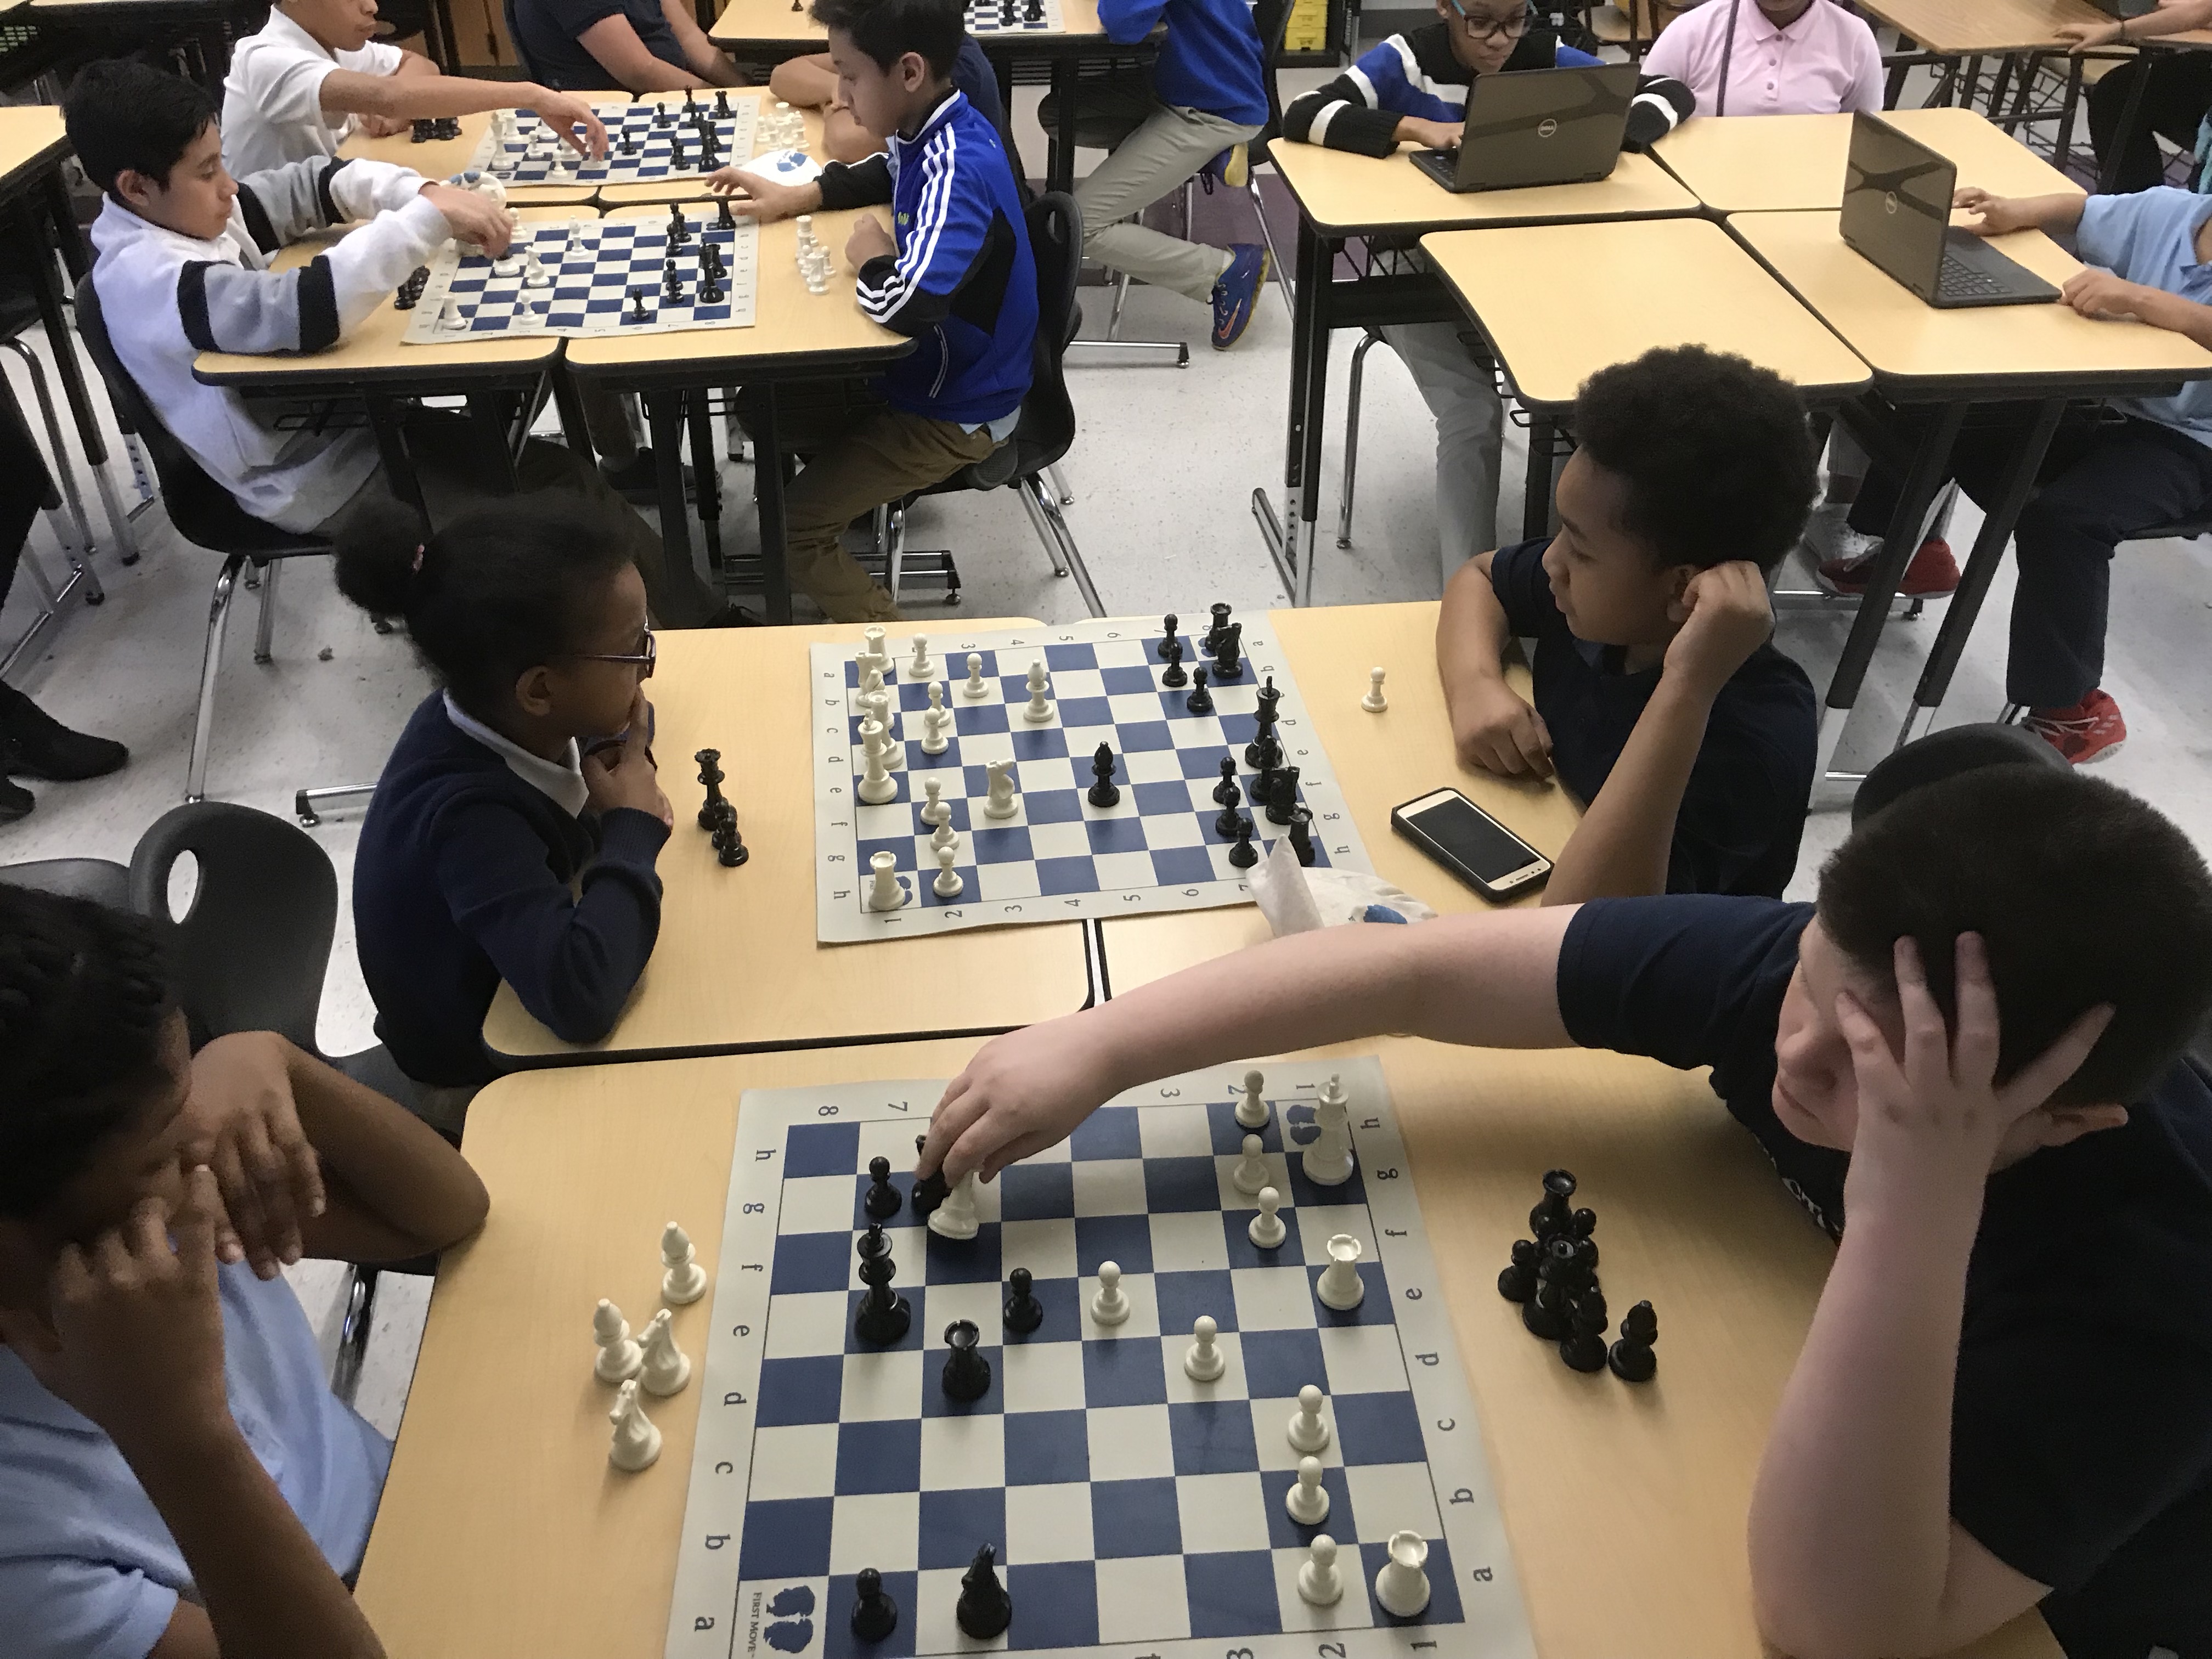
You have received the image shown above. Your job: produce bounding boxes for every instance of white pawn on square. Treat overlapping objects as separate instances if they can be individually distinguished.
[919,776,951,826]
[928,1168,979,1237]
[1286,1455,1331,1524]
[1374,1531,1432,1617]
[1020,659,1053,724]
[608,1378,661,1471]
[660,1221,707,1305]
[1183,1314,1225,1381]
[1234,1069,1269,1131]
[1302,1077,1356,1187]
[1298,1535,1345,1607]
[438,297,466,331]
[1248,1186,1286,1250]
[921,695,953,757]
[594,1297,642,1383]
[1362,667,1389,712]
[864,850,907,912]
[493,250,524,278]
[983,759,1020,820]
[932,844,964,899]
[907,635,938,680]
[856,723,897,804]
[961,652,989,699]
[639,1307,691,1397]
[1232,1132,1270,1196]
[1287,1383,1331,1453]
[1317,1234,1365,1311]
[1091,1260,1130,1325]
[930,821,960,860]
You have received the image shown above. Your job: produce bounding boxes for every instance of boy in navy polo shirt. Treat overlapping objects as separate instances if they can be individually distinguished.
[510,0,743,91]
[917,764,2212,1659]
[1437,346,1820,900]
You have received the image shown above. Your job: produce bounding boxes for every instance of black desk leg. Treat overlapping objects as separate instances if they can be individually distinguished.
[366,393,428,525]
[687,387,724,577]
[1521,413,1554,543]
[1047,60,1079,196]
[2098,49,2153,193]
[1891,397,2065,753]
[1819,400,1966,785]
[644,387,707,619]
[1291,227,1334,607]
[1884,43,1915,109]
[2055,55,2084,175]
[550,370,595,465]
[43,172,88,283]
[751,384,794,625]
[1257,216,1323,599]
[466,392,521,492]
[18,199,108,470]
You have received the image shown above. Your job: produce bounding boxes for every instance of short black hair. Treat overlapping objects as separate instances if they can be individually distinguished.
[332,492,643,716]
[63,58,219,195]
[811,0,964,80]
[1570,345,1819,579]
[0,885,176,1217]
[1817,766,2212,1108]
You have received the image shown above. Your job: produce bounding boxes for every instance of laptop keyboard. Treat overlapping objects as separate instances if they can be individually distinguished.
[1937,249,2007,300]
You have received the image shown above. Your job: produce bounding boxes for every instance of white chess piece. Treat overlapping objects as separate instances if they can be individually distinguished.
[928,1168,980,1237]
[1285,1455,1331,1524]
[796,212,816,247]
[1248,1186,1286,1250]
[920,702,952,757]
[639,1308,692,1396]
[594,1297,643,1383]
[865,850,907,912]
[1286,1383,1331,1453]
[919,777,951,826]
[1373,1531,1432,1617]
[859,659,885,696]
[930,821,960,859]
[1362,667,1389,713]
[1317,1234,1366,1311]
[1301,1080,1356,1187]
[983,759,1020,820]
[907,635,938,681]
[856,722,897,805]
[660,1221,707,1305]
[932,844,964,899]
[493,251,524,278]
[1234,1069,1269,1131]
[1298,1535,1345,1607]
[1091,1260,1130,1325]
[1232,1132,1270,1196]
[438,297,466,331]
[1021,659,1053,725]
[859,625,888,675]
[608,1378,662,1471]
[1183,1314,1225,1381]
[523,249,552,287]
[961,653,989,699]
[871,693,904,770]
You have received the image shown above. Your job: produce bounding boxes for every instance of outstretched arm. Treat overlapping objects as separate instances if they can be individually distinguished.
[312,70,610,156]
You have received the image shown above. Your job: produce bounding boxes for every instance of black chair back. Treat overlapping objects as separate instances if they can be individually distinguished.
[503,0,551,86]
[1008,191,1081,477]
[1250,0,1295,142]
[0,858,132,909]
[1849,722,2068,831]
[129,801,338,1051]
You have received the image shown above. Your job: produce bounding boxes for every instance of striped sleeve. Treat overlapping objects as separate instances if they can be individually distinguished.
[853,123,991,335]
[1624,72,1695,148]
[182,192,449,356]
[1282,36,1437,154]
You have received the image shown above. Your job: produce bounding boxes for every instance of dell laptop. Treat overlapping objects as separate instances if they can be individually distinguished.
[1409,62,1642,193]
[1839,111,2060,308]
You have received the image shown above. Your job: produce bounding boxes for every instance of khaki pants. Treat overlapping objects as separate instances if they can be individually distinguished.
[1065,79,1260,306]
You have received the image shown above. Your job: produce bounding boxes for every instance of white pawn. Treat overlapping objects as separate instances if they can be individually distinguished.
[929,1168,979,1237]
[921,700,952,757]
[1285,1455,1330,1524]
[1317,1234,1366,1311]
[983,758,1020,820]
[961,652,989,699]
[1234,1069,1269,1131]
[865,850,907,912]
[1298,1535,1345,1607]
[1091,1260,1130,1325]
[1232,1132,1270,1196]
[593,1298,642,1383]
[1021,659,1053,725]
[640,1308,692,1397]
[608,1378,661,1471]
[856,724,897,805]
[1183,1314,1225,1381]
[907,635,937,681]
[919,776,951,826]
[660,1221,707,1305]
[1248,1186,1286,1249]
[932,844,964,899]
[1287,1383,1331,1453]
[1362,666,1389,713]
[1374,1531,1432,1617]
[930,821,960,859]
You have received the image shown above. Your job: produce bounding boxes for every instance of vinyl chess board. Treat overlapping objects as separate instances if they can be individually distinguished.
[400,212,759,342]
[809,618,1373,943]
[466,97,758,185]
[964,0,1065,30]
[663,1059,1536,1659]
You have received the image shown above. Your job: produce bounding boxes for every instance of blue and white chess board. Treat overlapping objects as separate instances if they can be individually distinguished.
[663,1059,1536,1659]
[810,618,1374,943]
[963,0,1065,30]
[467,97,758,185]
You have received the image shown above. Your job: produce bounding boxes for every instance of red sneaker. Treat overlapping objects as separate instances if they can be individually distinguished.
[1816,537,1961,597]
[2022,690,2128,764]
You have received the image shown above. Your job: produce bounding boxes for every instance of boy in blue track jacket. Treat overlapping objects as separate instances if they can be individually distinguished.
[713,0,1037,623]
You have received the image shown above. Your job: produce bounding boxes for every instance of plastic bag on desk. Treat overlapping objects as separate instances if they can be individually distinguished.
[1250,838,1436,935]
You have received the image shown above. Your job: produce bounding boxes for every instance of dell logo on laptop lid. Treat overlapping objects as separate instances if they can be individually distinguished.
[1537,118,1559,138]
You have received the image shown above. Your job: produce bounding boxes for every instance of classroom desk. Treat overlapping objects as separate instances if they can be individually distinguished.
[1649,106,2080,215]
[1730,208,2212,780]
[338,105,597,206]
[564,199,911,624]
[352,1036,2059,1659]
[480,619,1096,1065]
[1259,139,1697,607]
[1098,601,1583,992]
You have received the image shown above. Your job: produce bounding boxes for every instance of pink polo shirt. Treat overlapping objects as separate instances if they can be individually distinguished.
[1642,0,1885,116]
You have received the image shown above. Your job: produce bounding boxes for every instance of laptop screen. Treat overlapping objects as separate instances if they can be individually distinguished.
[1840,112,1956,297]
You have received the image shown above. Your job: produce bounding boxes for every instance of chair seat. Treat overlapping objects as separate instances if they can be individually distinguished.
[0,857,132,908]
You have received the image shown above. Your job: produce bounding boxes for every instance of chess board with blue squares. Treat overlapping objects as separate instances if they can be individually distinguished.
[810,618,1374,943]
[466,96,758,185]
[662,1059,1536,1659]
[963,0,1066,30]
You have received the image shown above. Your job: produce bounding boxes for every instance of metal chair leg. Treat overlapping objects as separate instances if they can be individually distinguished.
[331,1264,380,1408]
[1109,271,1131,341]
[1017,479,1070,578]
[122,431,155,505]
[188,554,245,803]
[1046,462,1074,505]
[1021,475,1103,616]
[91,457,141,566]
[1339,330,1381,549]
[1249,178,1294,318]
[252,559,281,664]
[888,506,908,602]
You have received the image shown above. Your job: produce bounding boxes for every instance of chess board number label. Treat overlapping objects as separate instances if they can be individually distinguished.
[1319,1645,1346,1658]
[817,1103,840,1116]
[742,1202,764,1213]
[1375,1167,1400,1179]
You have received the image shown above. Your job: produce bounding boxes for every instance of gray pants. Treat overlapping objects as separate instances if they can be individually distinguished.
[1070,81,1260,306]
[1382,320,1504,588]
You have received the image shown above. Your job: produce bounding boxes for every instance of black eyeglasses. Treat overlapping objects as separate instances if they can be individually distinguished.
[566,627,656,679]
[1447,0,1533,39]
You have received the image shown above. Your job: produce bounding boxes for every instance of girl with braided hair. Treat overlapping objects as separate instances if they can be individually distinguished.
[0,884,487,1659]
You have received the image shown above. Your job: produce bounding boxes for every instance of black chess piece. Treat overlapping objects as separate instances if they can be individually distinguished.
[1156,613,1180,661]
[956,1545,1012,1639]
[668,205,689,246]
[695,747,727,830]
[853,1224,911,1346]
[669,134,687,170]
[1497,1237,1541,1302]
[711,801,748,867]
[1607,1300,1658,1383]
[941,1318,992,1402]
[1088,743,1121,808]
[1003,1267,1043,1334]
[909,1133,950,1221]
[1213,779,1245,840]
[411,117,434,142]
[715,87,733,117]
[718,194,735,228]
[1522,1237,1578,1341]
[682,86,697,111]
[1287,807,1316,867]
[1204,601,1233,652]
[1530,1168,1577,1243]
[851,1567,899,1642]
[1227,815,1258,868]
[1266,765,1301,826]
[1570,1205,1598,1242]
[1212,620,1244,681]
[628,288,649,322]
[653,100,670,125]
[1160,638,1187,689]
[1025,0,1042,16]
[618,129,636,156]
[1211,756,1241,808]
[1186,665,1214,715]
[1559,1289,1610,1373]
[699,275,724,305]
[864,1155,904,1221]
[1243,680,1280,768]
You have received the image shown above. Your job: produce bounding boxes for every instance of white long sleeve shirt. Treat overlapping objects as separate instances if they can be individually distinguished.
[222,7,406,177]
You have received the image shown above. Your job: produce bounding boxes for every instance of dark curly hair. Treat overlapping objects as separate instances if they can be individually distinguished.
[0,885,177,1217]
[1571,346,1819,579]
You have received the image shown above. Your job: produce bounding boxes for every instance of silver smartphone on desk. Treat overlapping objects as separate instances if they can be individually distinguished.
[1391,787,1551,900]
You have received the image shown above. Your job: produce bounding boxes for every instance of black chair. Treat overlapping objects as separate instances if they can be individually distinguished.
[0,857,132,908]
[1848,721,2068,831]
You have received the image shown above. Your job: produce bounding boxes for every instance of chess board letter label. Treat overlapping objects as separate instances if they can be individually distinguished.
[707,1533,731,1548]
[1414,1351,1439,1365]
[1450,1488,1475,1503]
[697,1617,718,1630]
[725,1390,748,1404]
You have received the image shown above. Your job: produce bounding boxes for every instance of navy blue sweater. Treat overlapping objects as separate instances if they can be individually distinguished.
[354,694,668,1086]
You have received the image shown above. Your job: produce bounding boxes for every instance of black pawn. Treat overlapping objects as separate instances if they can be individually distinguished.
[851,1567,898,1642]
[717,194,735,228]
[682,86,697,111]
[1559,1289,1609,1373]
[1213,620,1244,681]
[1608,1300,1659,1383]
[941,1318,992,1402]
[1211,755,1241,808]
[1227,814,1258,868]
[1204,601,1233,652]
[668,205,689,245]
[1287,807,1316,867]
[1160,637,1187,689]
[1214,779,1244,840]
[854,1224,911,1346]
[711,800,748,867]
[1530,1168,1577,1243]
[629,287,648,322]
[1497,1237,1540,1302]
[864,1155,903,1221]
[1186,666,1214,715]
[1088,743,1120,808]
[1156,613,1180,660]
[1266,765,1301,826]
[957,1545,1012,1639]
[696,746,727,830]
[1003,1267,1043,1334]
[1522,1237,1578,1341]
[909,1132,950,1221]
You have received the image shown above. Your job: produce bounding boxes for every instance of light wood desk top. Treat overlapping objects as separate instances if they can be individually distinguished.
[1423,217,1871,409]
[1100,602,1583,994]
[1857,0,2212,52]
[1267,139,1696,236]
[1651,106,2081,215]
[710,0,1107,44]
[193,205,575,387]
[1730,208,2212,394]
[338,105,596,206]
[354,1036,2056,1659]
[482,620,1093,1063]
[0,103,66,191]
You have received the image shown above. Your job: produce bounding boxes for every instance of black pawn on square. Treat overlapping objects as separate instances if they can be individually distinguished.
[941,1319,991,1402]
[850,1567,898,1641]
[1287,807,1316,867]
[957,1545,1012,1639]
[696,746,727,829]
[1497,1237,1539,1302]
[1609,1300,1659,1383]
[1227,814,1258,868]
[1214,777,1245,840]
[1088,743,1120,808]
[1211,755,1241,808]
[909,1132,949,1221]
[1003,1267,1043,1334]
[1161,637,1187,689]
[1559,1289,1609,1373]
[864,1155,903,1221]
[1156,613,1180,660]
[853,1223,911,1346]
[1185,665,1213,715]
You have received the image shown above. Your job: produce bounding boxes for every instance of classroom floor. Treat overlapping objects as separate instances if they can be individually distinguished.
[8,78,2212,1442]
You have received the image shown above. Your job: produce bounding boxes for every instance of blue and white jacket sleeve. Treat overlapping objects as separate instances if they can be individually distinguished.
[181,156,447,356]
[847,159,1008,340]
